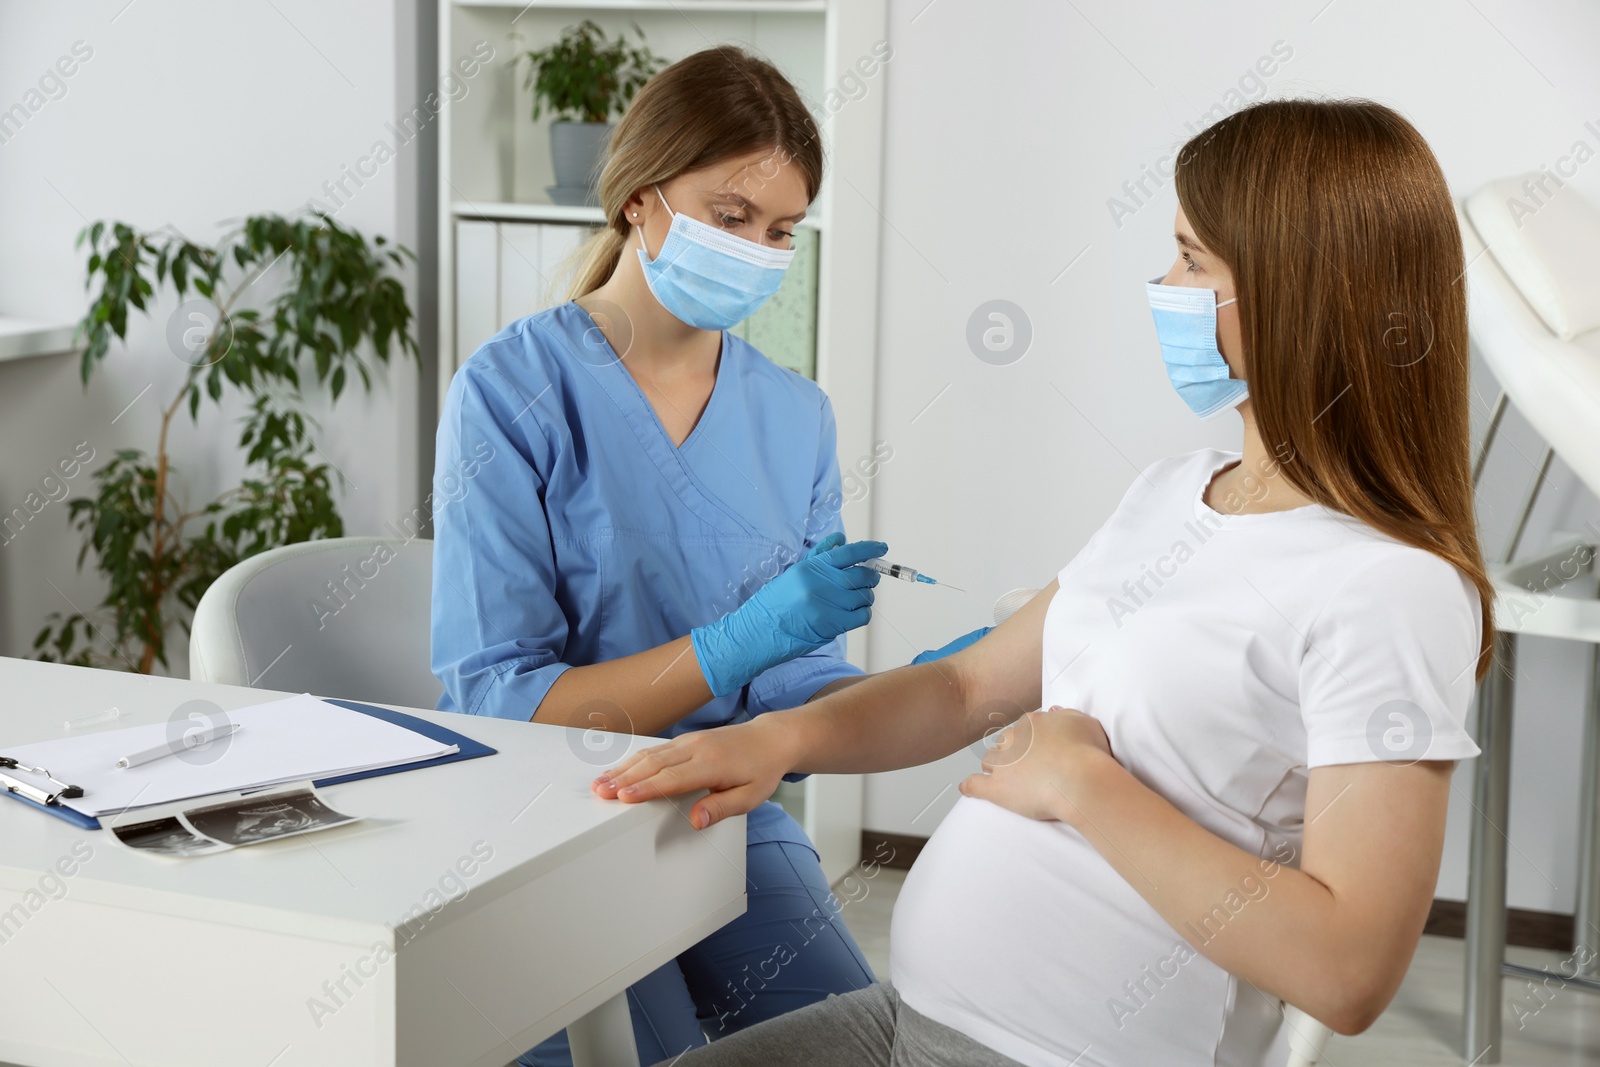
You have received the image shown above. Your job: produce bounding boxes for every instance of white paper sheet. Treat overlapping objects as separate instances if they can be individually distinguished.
[0,693,457,817]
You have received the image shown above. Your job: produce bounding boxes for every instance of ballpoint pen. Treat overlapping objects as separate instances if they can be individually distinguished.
[115,722,242,769]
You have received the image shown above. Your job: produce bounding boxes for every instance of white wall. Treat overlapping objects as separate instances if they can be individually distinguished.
[860,0,1600,914]
[0,1,435,677]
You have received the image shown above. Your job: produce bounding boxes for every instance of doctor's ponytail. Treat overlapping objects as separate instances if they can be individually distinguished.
[568,227,628,302]
[566,47,824,300]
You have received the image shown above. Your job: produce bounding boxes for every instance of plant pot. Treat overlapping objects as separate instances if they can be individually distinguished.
[549,120,611,206]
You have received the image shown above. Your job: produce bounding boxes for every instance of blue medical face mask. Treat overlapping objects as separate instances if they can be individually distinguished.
[1146,275,1247,419]
[637,185,795,331]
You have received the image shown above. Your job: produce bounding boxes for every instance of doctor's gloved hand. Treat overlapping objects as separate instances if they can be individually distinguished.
[691,532,886,698]
[912,626,993,665]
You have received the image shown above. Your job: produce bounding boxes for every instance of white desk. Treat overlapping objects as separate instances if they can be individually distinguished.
[0,657,746,1067]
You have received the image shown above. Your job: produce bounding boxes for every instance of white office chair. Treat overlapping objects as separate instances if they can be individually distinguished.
[992,590,1335,1066]
[188,536,441,709]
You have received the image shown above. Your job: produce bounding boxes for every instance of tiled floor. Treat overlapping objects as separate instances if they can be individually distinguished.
[835,868,1600,1066]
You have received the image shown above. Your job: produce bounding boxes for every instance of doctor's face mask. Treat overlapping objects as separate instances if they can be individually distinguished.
[637,184,795,331]
[1145,276,1247,419]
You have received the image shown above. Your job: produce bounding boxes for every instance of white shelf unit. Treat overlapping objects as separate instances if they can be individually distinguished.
[437,0,888,883]
[452,199,824,229]
[451,200,607,225]
[457,1,828,11]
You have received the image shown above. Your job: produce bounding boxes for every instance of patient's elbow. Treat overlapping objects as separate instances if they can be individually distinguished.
[1325,1003,1379,1037]
[1321,977,1397,1036]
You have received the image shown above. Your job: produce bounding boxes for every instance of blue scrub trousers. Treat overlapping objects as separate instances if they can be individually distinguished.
[518,839,878,1066]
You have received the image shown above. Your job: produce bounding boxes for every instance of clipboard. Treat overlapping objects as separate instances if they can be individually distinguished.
[0,699,497,831]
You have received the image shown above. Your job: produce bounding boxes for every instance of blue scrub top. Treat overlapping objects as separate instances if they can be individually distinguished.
[431,300,863,848]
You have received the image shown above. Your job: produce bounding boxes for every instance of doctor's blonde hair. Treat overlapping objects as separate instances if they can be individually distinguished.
[565,47,823,300]
[1174,98,1495,681]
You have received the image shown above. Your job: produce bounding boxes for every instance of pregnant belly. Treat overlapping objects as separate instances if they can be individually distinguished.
[887,796,1275,1066]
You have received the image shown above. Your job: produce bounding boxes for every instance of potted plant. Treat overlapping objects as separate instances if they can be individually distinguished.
[32,212,419,673]
[514,20,663,205]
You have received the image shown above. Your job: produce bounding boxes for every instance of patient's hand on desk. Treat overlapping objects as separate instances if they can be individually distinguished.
[592,717,792,830]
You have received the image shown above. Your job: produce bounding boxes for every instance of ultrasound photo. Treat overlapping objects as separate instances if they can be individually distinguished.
[178,787,360,847]
[112,815,233,856]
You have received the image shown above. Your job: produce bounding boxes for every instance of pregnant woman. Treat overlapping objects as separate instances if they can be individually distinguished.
[431,47,909,1067]
[595,97,1495,1067]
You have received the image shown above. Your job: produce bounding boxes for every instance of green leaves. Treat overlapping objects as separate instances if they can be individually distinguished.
[33,613,99,669]
[221,398,344,560]
[515,20,663,124]
[72,210,419,423]
[37,210,419,673]
[36,450,170,670]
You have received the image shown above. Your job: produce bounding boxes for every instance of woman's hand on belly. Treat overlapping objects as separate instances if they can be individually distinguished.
[592,715,798,830]
[958,706,1116,822]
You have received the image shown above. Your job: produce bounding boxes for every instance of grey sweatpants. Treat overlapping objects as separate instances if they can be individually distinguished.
[646,982,1027,1067]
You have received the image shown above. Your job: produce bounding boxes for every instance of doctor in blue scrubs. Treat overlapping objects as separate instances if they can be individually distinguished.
[431,47,914,1066]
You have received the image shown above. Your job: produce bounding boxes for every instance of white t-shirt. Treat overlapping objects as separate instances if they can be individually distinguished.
[889,447,1483,1067]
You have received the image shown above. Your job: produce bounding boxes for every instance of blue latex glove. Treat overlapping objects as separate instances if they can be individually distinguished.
[912,626,993,665]
[691,532,886,698]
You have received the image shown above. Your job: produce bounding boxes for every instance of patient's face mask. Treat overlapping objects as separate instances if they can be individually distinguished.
[637,185,795,331]
[1145,276,1247,419]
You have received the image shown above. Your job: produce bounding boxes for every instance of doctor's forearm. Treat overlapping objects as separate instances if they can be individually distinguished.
[531,636,714,735]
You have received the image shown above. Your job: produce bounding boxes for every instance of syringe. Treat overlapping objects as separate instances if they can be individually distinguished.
[857,557,963,591]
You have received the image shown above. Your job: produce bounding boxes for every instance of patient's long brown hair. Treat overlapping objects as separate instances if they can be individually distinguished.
[1174,99,1494,681]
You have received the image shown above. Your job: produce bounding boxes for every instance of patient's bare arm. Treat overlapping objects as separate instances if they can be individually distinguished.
[591,581,1057,823]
